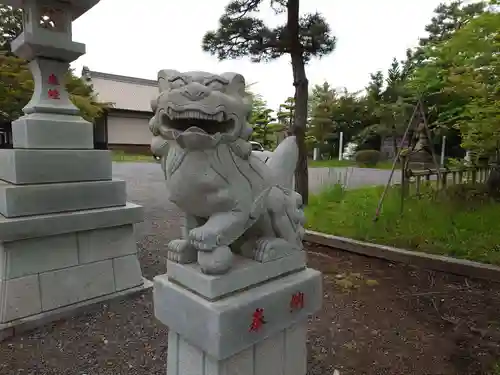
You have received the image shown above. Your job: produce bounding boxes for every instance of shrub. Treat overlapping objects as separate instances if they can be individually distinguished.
[355,149,381,167]
[439,183,491,204]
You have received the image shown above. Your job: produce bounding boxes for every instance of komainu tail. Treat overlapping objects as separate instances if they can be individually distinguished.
[265,136,298,190]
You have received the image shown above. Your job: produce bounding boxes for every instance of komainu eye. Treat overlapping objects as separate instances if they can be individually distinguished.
[205,80,224,90]
[170,78,186,89]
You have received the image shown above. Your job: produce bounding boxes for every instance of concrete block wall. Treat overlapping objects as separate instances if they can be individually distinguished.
[166,322,307,375]
[0,224,143,324]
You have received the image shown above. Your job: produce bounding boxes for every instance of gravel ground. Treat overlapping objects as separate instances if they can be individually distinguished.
[1,162,499,375]
[112,162,181,280]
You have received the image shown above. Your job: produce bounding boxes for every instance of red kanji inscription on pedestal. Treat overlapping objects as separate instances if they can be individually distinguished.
[48,89,60,100]
[248,308,266,332]
[48,74,59,85]
[290,292,305,312]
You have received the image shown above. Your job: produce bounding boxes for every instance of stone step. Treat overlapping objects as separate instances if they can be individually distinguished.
[12,112,93,149]
[0,179,126,218]
[0,202,143,244]
[0,149,112,185]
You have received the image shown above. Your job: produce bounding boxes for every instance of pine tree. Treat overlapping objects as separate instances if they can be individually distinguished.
[201,0,337,204]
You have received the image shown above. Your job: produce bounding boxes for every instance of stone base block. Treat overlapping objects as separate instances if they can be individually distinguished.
[0,278,152,342]
[12,113,93,149]
[0,224,139,279]
[0,225,144,325]
[0,149,112,184]
[0,202,143,242]
[1,233,80,280]
[167,251,306,300]
[154,267,322,361]
[77,224,138,264]
[0,179,126,218]
[167,320,307,375]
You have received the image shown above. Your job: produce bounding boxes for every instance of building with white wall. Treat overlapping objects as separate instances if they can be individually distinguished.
[82,67,157,153]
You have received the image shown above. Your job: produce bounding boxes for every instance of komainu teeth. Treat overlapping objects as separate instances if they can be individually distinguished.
[167,109,226,121]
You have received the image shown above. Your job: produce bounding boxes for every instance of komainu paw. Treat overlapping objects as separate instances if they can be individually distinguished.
[253,238,301,263]
[167,239,197,264]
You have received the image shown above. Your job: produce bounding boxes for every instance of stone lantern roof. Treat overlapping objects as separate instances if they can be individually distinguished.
[7,0,101,61]
[1,0,100,21]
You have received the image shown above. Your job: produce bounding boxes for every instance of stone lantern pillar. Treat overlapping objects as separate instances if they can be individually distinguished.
[0,0,147,340]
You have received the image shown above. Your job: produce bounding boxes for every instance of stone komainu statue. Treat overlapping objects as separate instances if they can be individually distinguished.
[149,70,305,274]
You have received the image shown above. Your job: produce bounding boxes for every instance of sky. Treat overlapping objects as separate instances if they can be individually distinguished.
[71,0,445,110]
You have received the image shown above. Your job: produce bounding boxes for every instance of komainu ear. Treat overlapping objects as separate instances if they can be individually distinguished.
[150,98,158,112]
[220,72,246,97]
[157,69,181,92]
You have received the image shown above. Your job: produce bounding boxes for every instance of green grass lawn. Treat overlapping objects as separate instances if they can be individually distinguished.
[112,151,155,163]
[305,184,500,265]
[308,159,396,170]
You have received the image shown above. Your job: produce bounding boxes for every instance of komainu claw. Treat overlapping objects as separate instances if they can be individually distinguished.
[166,239,197,264]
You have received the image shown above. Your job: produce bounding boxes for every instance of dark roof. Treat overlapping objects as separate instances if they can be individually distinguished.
[81,66,157,86]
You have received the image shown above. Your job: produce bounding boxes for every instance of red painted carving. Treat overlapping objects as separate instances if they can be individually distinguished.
[48,89,60,99]
[48,73,59,85]
[290,292,305,311]
[249,308,266,332]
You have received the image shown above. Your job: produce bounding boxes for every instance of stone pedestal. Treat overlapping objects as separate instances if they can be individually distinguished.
[0,145,147,339]
[0,0,147,340]
[154,253,322,375]
[408,151,435,171]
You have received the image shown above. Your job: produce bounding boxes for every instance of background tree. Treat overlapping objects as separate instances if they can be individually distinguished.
[330,88,367,147]
[247,91,268,120]
[0,5,107,123]
[251,108,284,149]
[309,82,335,158]
[201,0,337,204]
[405,0,497,160]
[408,6,499,158]
[308,81,371,159]
[247,91,283,148]
[276,96,295,130]
[0,5,22,54]
[410,0,487,66]
[346,1,489,159]
[353,71,385,150]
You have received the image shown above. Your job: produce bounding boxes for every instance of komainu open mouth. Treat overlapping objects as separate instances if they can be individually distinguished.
[162,108,234,135]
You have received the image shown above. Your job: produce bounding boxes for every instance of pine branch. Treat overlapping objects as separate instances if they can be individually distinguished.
[202,1,336,63]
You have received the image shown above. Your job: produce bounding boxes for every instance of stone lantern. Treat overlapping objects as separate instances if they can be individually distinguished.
[0,0,147,340]
[8,0,98,121]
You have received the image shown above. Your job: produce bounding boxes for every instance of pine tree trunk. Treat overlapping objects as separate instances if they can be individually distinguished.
[287,0,309,205]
